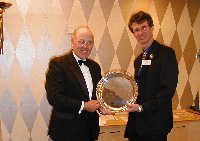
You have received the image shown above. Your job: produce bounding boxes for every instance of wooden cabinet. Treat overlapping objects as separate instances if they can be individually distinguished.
[98,125,128,141]
[98,126,107,141]
[107,126,126,141]
[99,110,200,141]
[168,109,200,141]
[187,120,200,141]
[168,121,188,141]
[98,114,128,141]
[168,120,200,141]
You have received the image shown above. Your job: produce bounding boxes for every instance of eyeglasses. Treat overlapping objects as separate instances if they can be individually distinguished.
[77,39,94,47]
[133,25,150,33]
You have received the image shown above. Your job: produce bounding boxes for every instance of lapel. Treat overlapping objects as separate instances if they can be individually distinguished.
[138,40,159,78]
[64,52,89,97]
[86,61,98,99]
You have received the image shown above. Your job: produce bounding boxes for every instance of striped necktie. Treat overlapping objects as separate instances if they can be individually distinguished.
[138,52,147,77]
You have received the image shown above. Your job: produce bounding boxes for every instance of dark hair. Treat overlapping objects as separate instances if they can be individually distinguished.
[128,11,154,33]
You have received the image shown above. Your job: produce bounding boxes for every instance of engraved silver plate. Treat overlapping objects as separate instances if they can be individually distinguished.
[96,70,138,113]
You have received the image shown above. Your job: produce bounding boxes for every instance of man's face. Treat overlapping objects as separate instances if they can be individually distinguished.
[72,28,94,59]
[131,21,154,47]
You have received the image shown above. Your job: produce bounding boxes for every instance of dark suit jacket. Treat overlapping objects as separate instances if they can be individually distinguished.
[125,40,178,137]
[45,51,102,141]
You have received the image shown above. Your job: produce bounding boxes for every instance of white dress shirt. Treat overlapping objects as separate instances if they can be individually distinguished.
[73,52,93,114]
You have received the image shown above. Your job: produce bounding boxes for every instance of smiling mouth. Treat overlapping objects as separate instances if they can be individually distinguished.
[139,37,145,41]
[138,34,145,38]
[80,50,88,54]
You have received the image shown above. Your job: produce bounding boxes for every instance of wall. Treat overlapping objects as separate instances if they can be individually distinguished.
[0,0,200,140]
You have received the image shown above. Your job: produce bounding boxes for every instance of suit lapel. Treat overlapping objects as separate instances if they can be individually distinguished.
[86,61,98,99]
[64,52,89,97]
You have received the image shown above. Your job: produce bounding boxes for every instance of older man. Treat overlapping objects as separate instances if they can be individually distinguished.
[45,26,109,141]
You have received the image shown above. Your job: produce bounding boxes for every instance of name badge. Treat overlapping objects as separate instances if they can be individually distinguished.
[142,60,151,65]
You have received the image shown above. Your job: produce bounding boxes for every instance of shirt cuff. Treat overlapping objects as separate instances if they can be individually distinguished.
[78,101,84,114]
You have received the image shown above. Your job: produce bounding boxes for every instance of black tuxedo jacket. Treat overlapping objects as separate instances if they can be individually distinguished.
[125,40,178,137]
[45,51,102,141]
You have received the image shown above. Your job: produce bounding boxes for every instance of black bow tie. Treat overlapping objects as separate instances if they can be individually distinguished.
[78,60,88,66]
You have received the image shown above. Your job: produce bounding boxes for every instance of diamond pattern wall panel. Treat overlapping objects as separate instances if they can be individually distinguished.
[0,0,200,140]
[116,29,133,70]
[4,1,24,48]
[98,27,115,72]
[88,0,106,48]
[161,3,176,46]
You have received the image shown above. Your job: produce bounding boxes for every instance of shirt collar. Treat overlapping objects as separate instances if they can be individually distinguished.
[143,45,151,54]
